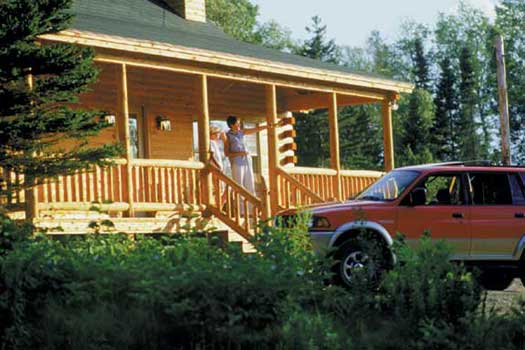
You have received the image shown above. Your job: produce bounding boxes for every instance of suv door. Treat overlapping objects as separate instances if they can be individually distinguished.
[468,172,525,261]
[397,172,470,260]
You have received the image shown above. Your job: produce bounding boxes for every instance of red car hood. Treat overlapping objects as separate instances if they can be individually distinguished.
[278,200,389,216]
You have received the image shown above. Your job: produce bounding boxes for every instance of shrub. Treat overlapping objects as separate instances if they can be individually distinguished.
[2,214,525,349]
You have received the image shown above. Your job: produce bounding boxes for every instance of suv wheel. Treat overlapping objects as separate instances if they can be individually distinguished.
[333,239,390,287]
[479,270,513,291]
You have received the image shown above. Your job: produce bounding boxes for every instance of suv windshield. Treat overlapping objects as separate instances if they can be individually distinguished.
[355,170,420,201]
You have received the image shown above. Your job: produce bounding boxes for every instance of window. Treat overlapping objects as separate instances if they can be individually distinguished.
[509,173,525,205]
[357,170,419,201]
[413,173,465,206]
[469,172,512,205]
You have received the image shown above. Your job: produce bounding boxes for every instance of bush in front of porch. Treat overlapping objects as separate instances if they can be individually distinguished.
[1,213,525,349]
[0,214,348,349]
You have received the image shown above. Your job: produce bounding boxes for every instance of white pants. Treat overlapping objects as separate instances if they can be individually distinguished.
[231,158,255,195]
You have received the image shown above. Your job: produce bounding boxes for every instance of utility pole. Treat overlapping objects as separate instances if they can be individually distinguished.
[495,34,512,166]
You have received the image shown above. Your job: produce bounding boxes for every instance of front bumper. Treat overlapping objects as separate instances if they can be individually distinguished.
[309,230,335,253]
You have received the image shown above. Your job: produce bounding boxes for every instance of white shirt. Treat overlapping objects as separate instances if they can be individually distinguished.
[210,139,224,170]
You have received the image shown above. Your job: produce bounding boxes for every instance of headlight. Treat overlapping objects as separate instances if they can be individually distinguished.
[309,216,331,229]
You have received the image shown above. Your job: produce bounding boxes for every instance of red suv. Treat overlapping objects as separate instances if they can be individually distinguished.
[281,162,525,290]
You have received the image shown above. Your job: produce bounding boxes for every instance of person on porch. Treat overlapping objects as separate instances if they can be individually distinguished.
[224,116,271,195]
[209,125,226,171]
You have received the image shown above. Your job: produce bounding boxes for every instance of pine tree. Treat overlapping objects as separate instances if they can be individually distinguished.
[458,46,480,160]
[412,37,431,90]
[397,89,435,166]
[0,0,120,200]
[294,16,339,167]
[295,16,340,64]
[339,105,383,170]
[433,57,459,161]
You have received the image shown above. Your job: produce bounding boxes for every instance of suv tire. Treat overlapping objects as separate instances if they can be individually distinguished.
[333,238,390,287]
[479,270,513,291]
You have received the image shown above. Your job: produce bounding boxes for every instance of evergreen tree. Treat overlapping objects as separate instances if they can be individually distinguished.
[0,0,120,199]
[457,46,480,160]
[433,57,459,161]
[295,16,340,64]
[397,89,435,166]
[339,105,383,170]
[294,16,340,167]
[412,37,431,90]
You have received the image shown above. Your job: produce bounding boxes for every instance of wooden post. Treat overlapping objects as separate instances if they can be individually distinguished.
[266,84,280,215]
[117,64,134,216]
[196,74,212,205]
[495,34,512,166]
[382,99,395,172]
[24,72,38,220]
[328,92,342,201]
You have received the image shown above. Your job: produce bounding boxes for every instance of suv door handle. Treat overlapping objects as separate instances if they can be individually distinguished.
[515,213,525,219]
[452,212,464,219]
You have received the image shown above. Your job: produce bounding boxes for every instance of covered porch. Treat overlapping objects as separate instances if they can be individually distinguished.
[2,57,401,239]
[1,0,412,239]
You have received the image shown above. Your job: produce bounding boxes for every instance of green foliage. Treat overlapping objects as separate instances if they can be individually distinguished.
[2,214,525,349]
[206,0,295,52]
[433,57,459,161]
[495,0,525,164]
[294,16,340,64]
[396,89,436,166]
[458,45,481,160]
[0,0,121,198]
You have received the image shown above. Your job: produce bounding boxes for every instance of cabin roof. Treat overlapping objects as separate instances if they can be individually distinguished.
[67,0,412,93]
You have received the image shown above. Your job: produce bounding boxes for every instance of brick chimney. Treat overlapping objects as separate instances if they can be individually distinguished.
[164,0,206,22]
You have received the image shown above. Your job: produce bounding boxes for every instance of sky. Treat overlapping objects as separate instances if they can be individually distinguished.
[251,0,499,48]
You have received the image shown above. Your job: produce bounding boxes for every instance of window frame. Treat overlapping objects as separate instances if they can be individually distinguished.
[509,172,525,205]
[399,171,468,206]
[466,171,513,206]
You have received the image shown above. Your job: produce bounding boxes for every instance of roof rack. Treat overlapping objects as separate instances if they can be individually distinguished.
[430,160,525,168]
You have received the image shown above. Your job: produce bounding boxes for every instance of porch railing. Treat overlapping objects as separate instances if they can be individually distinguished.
[209,165,268,240]
[340,170,383,199]
[276,168,324,209]
[287,166,383,202]
[36,159,128,211]
[130,159,204,211]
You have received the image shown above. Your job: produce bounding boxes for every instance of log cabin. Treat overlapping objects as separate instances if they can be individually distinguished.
[2,0,413,243]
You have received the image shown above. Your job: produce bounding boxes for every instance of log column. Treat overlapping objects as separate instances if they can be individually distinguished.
[328,92,342,201]
[266,84,280,215]
[24,73,38,220]
[382,99,395,172]
[117,63,134,216]
[196,74,212,206]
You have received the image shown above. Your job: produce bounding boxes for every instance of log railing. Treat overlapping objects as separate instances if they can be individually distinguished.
[340,170,383,200]
[0,167,26,209]
[130,159,204,211]
[286,166,383,202]
[287,167,338,202]
[209,165,267,240]
[277,167,324,209]
[36,159,128,208]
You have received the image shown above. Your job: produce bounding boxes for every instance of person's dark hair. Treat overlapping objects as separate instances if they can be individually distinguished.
[227,115,239,128]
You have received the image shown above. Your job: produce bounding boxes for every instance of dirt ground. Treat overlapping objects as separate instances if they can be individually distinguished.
[485,278,525,313]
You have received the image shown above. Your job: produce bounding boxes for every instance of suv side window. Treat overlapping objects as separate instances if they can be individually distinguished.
[413,173,465,206]
[468,172,512,205]
[509,173,525,205]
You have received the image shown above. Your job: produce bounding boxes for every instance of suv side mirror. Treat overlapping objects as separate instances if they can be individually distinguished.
[410,187,427,206]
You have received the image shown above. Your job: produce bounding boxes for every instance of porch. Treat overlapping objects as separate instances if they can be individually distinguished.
[1,60,390,239]
[0,0,413,239]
